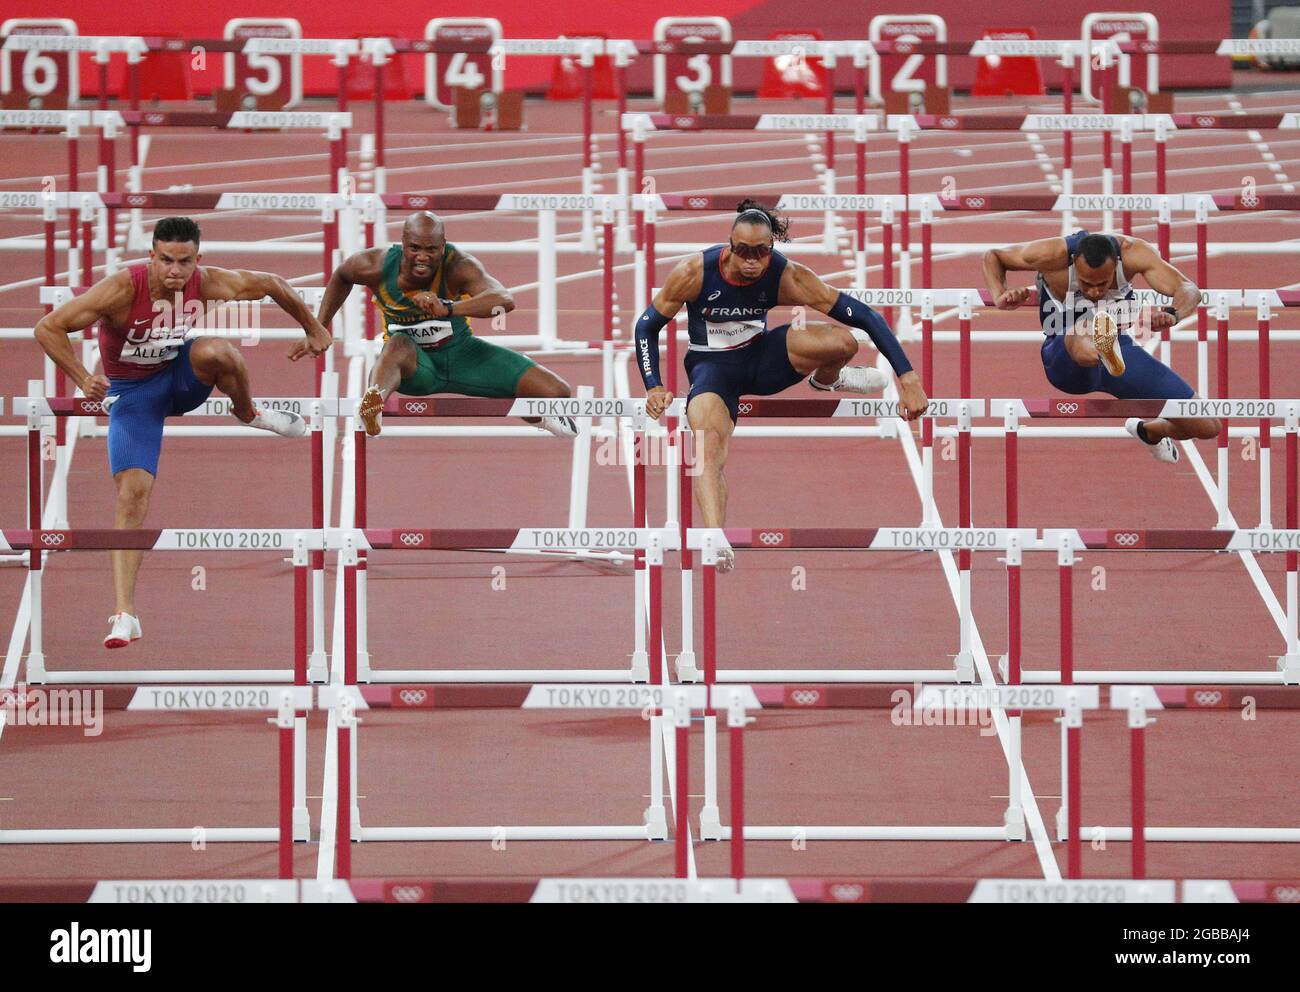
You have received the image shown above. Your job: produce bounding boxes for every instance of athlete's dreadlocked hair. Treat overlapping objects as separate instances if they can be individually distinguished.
[732,198,791,242]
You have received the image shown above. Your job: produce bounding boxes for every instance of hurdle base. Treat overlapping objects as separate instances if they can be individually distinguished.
[307,650,329,685]
[1278,653,1300,685]
[1082,826,1300,843]
[355,825,657,842]
[1021,669,1290,685]
[953,651,975,684]
[0,827,279,844]
[1003,806,1026,842]
[715,825,1008,842]
[24,651,47,683]
[713,669,971,683]
[629,651,650,684]
[369,668,646,684]
[699,805,722,841]
[644,805,668,841]
[32,668,296,685]
[675,651,700,683]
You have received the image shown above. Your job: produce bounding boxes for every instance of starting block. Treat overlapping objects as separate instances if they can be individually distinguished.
[452,87,524,130]
[884,84,951,115]
[1104,85,1174,114]
[663,85,730,115]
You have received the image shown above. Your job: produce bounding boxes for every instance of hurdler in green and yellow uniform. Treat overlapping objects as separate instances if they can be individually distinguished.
[318,210,576,437]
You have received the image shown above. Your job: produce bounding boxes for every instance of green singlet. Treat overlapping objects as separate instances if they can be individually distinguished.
[373,243,535,397]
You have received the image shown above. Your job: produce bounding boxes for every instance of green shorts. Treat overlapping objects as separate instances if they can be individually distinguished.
[393,333,536,398]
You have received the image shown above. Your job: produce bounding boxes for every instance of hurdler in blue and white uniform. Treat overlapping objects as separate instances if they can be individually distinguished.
[636,199,928,571]
[984,230,1220,464]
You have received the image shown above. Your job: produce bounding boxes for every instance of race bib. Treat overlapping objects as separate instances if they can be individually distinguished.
[118,323,190,366]
[397,317,454,348]
[698,319,764,351]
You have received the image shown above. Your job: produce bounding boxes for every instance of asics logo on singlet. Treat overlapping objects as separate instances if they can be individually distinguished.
[1192,690,1224,706]
[707,290,722,301]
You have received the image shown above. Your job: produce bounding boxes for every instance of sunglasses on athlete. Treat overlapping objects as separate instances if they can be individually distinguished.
[728,240,773,261]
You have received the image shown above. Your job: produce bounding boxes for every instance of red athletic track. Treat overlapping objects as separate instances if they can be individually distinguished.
[1,86,1297,888]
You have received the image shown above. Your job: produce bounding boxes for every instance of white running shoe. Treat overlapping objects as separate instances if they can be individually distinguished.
[537,415,578,438]
[1125,418,1180,464]
[247,406,307,438]
[104,612,142,649]
[809,366,890,394]
[358,385,384,437]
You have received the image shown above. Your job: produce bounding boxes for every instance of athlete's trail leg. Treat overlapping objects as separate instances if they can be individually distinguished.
[189,336,256,422]
[786,322,858,384]
[112,468,154,615]
[515,364,571,424]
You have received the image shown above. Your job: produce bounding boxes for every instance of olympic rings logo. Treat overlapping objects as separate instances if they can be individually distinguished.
[399,532,426,546]
[1241,192,1259,208]
[736,402,753,415]
[790,689,821,706]
[1195,115,1216,127]
[895,42,915,55]
[126,194,147,207]
[828,883,864,901]
[674,117,695,128]
[407,196,429,207]
[145,113,164,125]
[1273,886,1300,903]
[398,688,429,706]
[1055,402,1080,414]
[1192,690,1223,706]
[758,531,786,545]
[404,401,428,413]
[964,196,985,208]
[687,196,709,209]
[81,401,105,413]
[40,533,66,546]
[1113,532,1140,546]
[388,884,429,903]
[939,117,959,129]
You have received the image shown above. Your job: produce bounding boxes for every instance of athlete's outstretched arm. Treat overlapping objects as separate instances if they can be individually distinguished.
[317,249,383,328]
[202,267,332,361]
[1122,238,1200,327]
[34,271,135,402]
[776,260,927,417]
[638,255,702,420]
[983,237,1067,308]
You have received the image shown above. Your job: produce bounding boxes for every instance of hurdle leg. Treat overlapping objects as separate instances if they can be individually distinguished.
[1282,408,1299,683]
[1003,534,1026,841]
[673,690,691,878]
[646,710,668,839]
[727,692,746,882]
[25,381,47,683]
[1128,695,1149,880]
[630,437,649,681]
[700,714,720,839]
[677,435,699,681]
[275,694,295,878]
